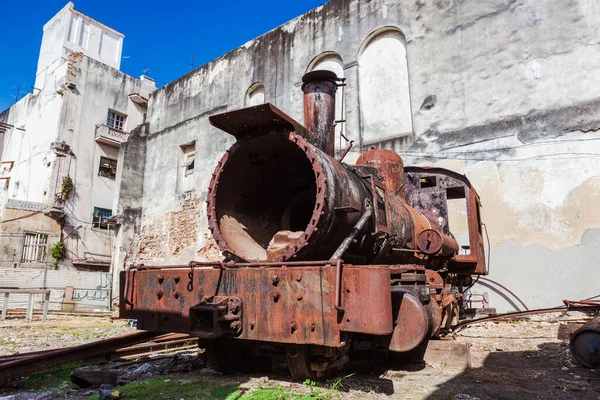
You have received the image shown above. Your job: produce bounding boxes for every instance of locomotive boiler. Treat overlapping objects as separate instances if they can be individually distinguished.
[120,71,487,380]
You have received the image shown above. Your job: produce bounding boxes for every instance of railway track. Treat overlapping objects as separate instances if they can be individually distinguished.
[0,299,597,384]
[0,331,199,382]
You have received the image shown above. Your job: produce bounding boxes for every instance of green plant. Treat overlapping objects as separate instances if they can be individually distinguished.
[50,240,65,268]
[329,373,354,392]
[57,175,74,203]
[22,361,81,391]
[87,378,241,400]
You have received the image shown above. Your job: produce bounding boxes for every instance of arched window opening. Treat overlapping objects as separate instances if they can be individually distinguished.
[359,28,413,146]
[246,82,265,106]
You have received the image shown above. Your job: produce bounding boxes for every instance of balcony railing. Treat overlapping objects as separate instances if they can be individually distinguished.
[95,124,129,147]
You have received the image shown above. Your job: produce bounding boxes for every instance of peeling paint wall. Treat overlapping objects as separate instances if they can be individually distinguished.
[120,0,600,311]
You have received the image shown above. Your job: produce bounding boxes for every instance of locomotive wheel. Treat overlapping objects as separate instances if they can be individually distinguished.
[206,339,272,375]
[286,345,317,381]
[205,340,236,375]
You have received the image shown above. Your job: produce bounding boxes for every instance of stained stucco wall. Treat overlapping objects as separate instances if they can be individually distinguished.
[121,0,600,311]
[1,52,154,270]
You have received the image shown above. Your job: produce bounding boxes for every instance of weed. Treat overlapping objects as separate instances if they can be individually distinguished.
[87,377,241,400]
[329,373,354,392]
[0,338,18,347]
[22,361,81,391]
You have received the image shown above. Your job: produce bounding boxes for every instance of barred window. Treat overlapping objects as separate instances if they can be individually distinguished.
[98,157,117,180]
[106,111,126,131]
[92,207,113,229]
[21,233,49,262]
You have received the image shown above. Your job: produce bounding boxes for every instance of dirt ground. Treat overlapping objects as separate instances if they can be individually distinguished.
[0,312,599,400]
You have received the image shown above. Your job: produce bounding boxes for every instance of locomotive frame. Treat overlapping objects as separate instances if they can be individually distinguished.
[120,71,486,380]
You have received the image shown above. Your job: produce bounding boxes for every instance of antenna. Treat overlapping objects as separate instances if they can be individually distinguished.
[12,85,26,103]
[122,55,131,71]
[190,53,195,72]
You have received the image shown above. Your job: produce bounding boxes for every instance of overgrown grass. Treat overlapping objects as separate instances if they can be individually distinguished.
[22,361,81,391]
[87,378,241,400]
[84,377,346,400]
[239,388,327,400]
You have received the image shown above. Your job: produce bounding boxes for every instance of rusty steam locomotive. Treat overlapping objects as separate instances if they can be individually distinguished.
[120,71,487,380]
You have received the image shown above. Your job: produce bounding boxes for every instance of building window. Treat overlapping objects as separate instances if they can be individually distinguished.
[106,110,126,131]
[246,82,265,106]
[21,233,49,262]
[98,157,117,180]
[181,143,195,176]
[359,28,413,145]
[92,207,113,229]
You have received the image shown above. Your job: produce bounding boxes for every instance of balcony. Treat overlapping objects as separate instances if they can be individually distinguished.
[95,125,129,147]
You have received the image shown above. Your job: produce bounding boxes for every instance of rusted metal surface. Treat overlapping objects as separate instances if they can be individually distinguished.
[417,228,459,257]
[563,299,600,307]
[356,147,405,196]
[206,127,470,269]
[189,296,243,339]
[570,316,600,368]
[302,70,338,156]
[208,103,312,142]
[206,131,367,263]
[122,74,490,379]
[388,291,429,352]
[404,166,487,274]
[122,264,394,347]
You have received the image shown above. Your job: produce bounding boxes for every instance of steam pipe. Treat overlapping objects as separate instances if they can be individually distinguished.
[332,201,374,312]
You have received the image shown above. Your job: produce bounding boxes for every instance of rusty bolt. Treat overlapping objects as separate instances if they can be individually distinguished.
[273,292,281,302]
[310,322,316,332]
[290,322,298,333]
[228,302,240,314]
[174,292,180,299]
[174,277,180,284]
[297,294,303,301]
[156,291,164,300]
[230,321,241,333]
[157,275,164,284]
[295,274,302,282]
[271,275,279,286]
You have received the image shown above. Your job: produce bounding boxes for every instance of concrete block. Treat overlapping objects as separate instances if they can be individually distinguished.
[423,340,472,371]
[71,369,118,388]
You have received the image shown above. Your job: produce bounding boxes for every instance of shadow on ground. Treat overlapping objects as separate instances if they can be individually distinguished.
[425,342,600,400]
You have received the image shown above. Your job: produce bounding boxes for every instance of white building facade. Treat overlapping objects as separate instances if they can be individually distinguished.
[0,3,155,311]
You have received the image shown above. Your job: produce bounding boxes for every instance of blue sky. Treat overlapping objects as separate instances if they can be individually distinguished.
[0,0,326,111]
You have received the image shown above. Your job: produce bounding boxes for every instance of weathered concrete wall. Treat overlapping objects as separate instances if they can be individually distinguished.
[123,0,600,311]
[61,55,154,265]
[0,207,61,269]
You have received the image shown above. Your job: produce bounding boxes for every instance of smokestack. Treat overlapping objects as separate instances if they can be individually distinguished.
[302,70,338,156]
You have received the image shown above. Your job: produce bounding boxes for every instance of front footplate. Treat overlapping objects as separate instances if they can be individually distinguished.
[189,296,243,339]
